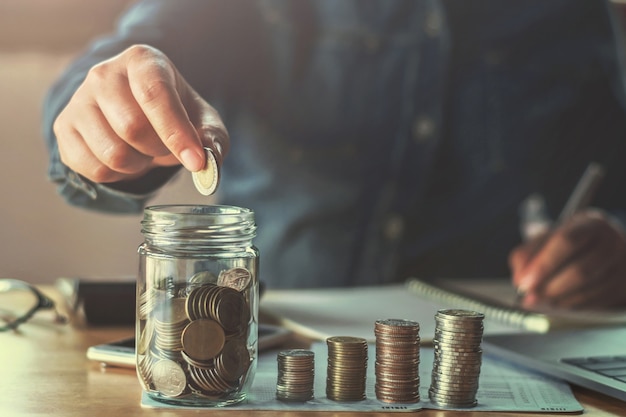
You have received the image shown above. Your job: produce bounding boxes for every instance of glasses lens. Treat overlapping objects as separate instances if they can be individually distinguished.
[0,282,39,329]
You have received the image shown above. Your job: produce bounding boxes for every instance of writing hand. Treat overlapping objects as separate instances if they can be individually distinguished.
[53,44,229,184]
[509,209,626,309]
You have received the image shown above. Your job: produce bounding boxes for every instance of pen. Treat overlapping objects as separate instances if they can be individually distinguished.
[516,162,605,300]
[556,162,605,225]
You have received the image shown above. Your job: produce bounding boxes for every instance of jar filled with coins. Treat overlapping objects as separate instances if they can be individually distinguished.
[136,204,259,407]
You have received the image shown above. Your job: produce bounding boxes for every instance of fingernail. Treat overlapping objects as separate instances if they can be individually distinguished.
[516,272,535,293]
[180,148,204,172]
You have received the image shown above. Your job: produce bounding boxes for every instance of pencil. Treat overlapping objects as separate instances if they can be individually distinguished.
[556,162,605,224]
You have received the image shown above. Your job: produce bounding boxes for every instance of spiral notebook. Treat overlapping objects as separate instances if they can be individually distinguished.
[408,278,626,332]
[259,278,626,343]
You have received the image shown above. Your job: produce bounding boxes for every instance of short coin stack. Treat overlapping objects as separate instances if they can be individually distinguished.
[374,318,421,403]
[429,309,484,408]
[326,336,368,401]
[276,349,315,402]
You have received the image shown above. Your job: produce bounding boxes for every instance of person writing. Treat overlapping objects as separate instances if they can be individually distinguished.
[43,0,626,308]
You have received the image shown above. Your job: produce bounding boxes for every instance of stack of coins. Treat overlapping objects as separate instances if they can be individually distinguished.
[276,349,315,402]
[186,284,250,335]
[429,309,484,408]
[153,297,188,357]
[374,318,421,403]
[326,336,368,401]
[136,267,253,399]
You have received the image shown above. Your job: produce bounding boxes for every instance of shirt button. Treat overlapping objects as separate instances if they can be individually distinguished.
[412,116,435,143]
[424,10,443,38]
[383,215,404,242]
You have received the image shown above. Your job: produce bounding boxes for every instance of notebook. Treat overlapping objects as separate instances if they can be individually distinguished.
[259,278,626,343]
[406,278,626,332]
[482,327,626,402]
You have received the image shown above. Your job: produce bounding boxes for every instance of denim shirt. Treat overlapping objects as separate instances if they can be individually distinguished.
[43,0,626,288]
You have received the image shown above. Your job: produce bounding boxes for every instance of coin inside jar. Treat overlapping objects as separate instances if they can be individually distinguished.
[152,359,187,397]
[218,267,252,291]
[181,318,226,361]
[216,338,251,382]
[213,287,248,333]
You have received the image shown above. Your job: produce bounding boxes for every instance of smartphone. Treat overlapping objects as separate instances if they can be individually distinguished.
[86,323,292,368]
[56,277,136,326]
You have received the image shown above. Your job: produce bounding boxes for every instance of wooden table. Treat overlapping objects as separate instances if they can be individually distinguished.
[0,289,625,417]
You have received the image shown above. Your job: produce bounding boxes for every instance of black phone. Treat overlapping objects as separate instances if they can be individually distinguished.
[86,323,292,368]
[56,277,136,326]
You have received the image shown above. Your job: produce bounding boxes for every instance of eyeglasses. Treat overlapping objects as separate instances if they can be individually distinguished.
[0,279,67,332]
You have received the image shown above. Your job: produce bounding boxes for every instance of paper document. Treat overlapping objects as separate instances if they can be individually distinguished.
[143,345,583,413]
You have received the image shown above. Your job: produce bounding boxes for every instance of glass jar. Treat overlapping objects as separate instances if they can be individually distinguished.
[136,204,259,407]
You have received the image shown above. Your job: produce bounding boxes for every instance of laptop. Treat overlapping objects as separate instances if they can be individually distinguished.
[482,327,626,402]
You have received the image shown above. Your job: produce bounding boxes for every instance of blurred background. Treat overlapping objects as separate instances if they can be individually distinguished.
[0,0,212,284]
[2,1,626,285]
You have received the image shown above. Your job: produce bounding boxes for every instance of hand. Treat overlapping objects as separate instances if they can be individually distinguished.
[509,209,626,309]
[53,44,229,184]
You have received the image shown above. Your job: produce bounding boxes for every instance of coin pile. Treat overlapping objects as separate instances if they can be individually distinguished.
[374,319,421,403]
[276,349,315,402]
[136,267,253,400]
[326,336,368,401]
[429,309,484,408]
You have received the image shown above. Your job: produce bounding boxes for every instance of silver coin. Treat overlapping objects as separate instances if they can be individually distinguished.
[152,359,187,397]
[433,345,482,354]
[430,379,479,390]
[429,388,478,400]
[433,349,483,358]
[217,267,252,291]
[430,395,478,404]
[192,147,219,196]
[436,309,485,320]
[278,349,315,359]
[432,364,482,374]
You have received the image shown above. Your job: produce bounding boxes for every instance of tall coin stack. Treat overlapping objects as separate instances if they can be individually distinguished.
[326,336,368,401]
[276,349,315,402]
[429,309,484,408]
[374,319,421,403]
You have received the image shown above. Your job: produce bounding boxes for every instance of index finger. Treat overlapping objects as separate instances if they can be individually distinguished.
[125,47,205,172]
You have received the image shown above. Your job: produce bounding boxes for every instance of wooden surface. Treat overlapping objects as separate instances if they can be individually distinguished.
[0,288,625,417]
